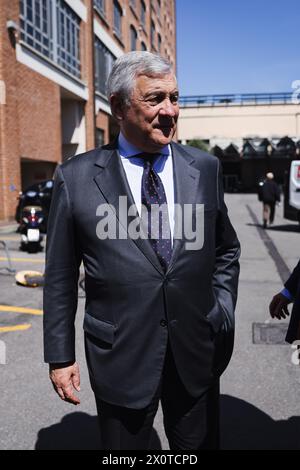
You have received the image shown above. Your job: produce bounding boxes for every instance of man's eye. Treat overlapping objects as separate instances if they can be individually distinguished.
[146,94,179,105]
[147,96,162,104]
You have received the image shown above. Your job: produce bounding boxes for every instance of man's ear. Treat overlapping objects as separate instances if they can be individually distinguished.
[110,95,125,122]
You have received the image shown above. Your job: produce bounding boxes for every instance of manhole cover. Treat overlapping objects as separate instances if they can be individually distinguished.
[252,322,288,344]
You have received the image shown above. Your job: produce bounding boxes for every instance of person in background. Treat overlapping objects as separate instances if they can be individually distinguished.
[269,259,300,344]
[258,172,281,228]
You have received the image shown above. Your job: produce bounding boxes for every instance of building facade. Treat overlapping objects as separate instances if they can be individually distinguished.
[0,0,176,221]
[178,93,300,149]
[178,93,300,192]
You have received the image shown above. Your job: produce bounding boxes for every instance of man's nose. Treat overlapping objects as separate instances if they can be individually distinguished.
[159,99,177,117]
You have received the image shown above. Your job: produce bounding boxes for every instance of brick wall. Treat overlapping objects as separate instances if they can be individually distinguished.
[96,110,110,143]
[0,0,21,220]
[17,64,61,163]
[84,0,96,151]
[0,0,177,220]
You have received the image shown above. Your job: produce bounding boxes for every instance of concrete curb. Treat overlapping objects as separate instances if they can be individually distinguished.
[0,223,18,234]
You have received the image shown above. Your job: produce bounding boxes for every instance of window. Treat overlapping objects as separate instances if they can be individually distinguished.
[96,128,105,147]
[94,0,105,17]
[157,33,161,53]
[20,0,81,78]
[94,37,116,96]
[130,25,137,51]
[140,0,146,28]
[113,0,122,39]
[56,0,81,78]
[20,0,53,60]
[151,20,155,48]
[157,0,161,18]
[141,41,147,51]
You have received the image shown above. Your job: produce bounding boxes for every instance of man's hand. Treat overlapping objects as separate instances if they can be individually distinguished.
[269,293,290,320]
[49,361,81,405]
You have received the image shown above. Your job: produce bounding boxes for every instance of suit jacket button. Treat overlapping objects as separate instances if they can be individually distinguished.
[160,319,167,327]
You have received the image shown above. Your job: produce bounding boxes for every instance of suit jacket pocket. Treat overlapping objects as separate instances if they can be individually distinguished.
[83,311,116,344]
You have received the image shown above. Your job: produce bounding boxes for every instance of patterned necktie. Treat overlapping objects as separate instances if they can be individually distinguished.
[140,153,172,271]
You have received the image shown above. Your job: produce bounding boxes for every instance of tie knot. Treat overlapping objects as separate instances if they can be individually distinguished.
[139,153,160,169]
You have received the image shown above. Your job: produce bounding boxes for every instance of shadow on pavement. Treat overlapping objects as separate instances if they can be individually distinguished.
[35,412,101,450]
[246,223,265,229]
[246,222,300,233]
[221,395,300,450]
[266,224,300,233]
[35,412,162,450]
[35,397,300,450]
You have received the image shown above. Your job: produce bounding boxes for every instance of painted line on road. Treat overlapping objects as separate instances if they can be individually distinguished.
[246,204,291,283]
[0,257,44,264]
[0,324,31,333]
[0,305,43,315]
[0,236,21,241]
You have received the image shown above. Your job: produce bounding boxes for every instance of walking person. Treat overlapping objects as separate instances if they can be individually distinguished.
[43,51,240,450]
[258,172,281,228]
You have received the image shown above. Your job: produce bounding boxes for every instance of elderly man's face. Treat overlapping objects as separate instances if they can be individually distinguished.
[115,73,179,152]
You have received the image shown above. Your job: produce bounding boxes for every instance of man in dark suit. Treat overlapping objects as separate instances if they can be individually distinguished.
[258,172,281,229]
[43,51,240,450]
[269,259,300,343]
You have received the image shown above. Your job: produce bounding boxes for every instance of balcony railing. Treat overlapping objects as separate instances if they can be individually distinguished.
[179,92,294,107]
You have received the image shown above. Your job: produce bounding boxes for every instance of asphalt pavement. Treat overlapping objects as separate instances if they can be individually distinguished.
[0,194,300,450]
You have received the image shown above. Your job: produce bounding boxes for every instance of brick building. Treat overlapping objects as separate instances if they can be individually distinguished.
[0,0,176,221]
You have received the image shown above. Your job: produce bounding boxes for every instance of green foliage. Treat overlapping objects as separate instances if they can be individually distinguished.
[187,139,210,153]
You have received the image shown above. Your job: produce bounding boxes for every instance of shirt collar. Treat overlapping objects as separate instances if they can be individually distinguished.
[118,132,170,159]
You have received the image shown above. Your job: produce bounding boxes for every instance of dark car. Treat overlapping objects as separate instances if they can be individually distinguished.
[15,179,54,233]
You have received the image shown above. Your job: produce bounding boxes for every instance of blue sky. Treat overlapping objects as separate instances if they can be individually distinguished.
[176,0,300,96]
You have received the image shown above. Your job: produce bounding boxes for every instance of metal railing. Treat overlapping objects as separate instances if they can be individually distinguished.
[179,92,293,107]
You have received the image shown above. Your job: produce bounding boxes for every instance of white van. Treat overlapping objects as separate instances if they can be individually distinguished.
[284,160,300,223]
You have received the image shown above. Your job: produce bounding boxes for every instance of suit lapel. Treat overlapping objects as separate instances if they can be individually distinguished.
[93,146,164,275]
[93,141,201,275]
[167,143,201,272]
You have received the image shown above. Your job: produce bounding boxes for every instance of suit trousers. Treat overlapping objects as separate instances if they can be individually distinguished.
[263,202,276,224]
[95,342,220,450]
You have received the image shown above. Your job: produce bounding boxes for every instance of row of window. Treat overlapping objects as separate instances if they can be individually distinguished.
[95,0,164,49]
[130,0,162,18]
[20,0,81,78]
[20,0,113,92]
[94,37,115,96]
[94,0,124,40]
[95,1,162,25]
[20,0,172,94]
[130,24,161,52]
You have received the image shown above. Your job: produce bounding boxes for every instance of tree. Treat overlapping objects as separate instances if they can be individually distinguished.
[187,139,210,153]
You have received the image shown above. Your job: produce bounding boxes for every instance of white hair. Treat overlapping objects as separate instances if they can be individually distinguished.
[107,51,174,106]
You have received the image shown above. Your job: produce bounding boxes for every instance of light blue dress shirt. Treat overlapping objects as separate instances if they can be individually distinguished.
[281,287,293,301]
[118,133,175,244]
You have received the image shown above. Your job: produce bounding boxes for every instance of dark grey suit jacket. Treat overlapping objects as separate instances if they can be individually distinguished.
[43,141,240,409]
